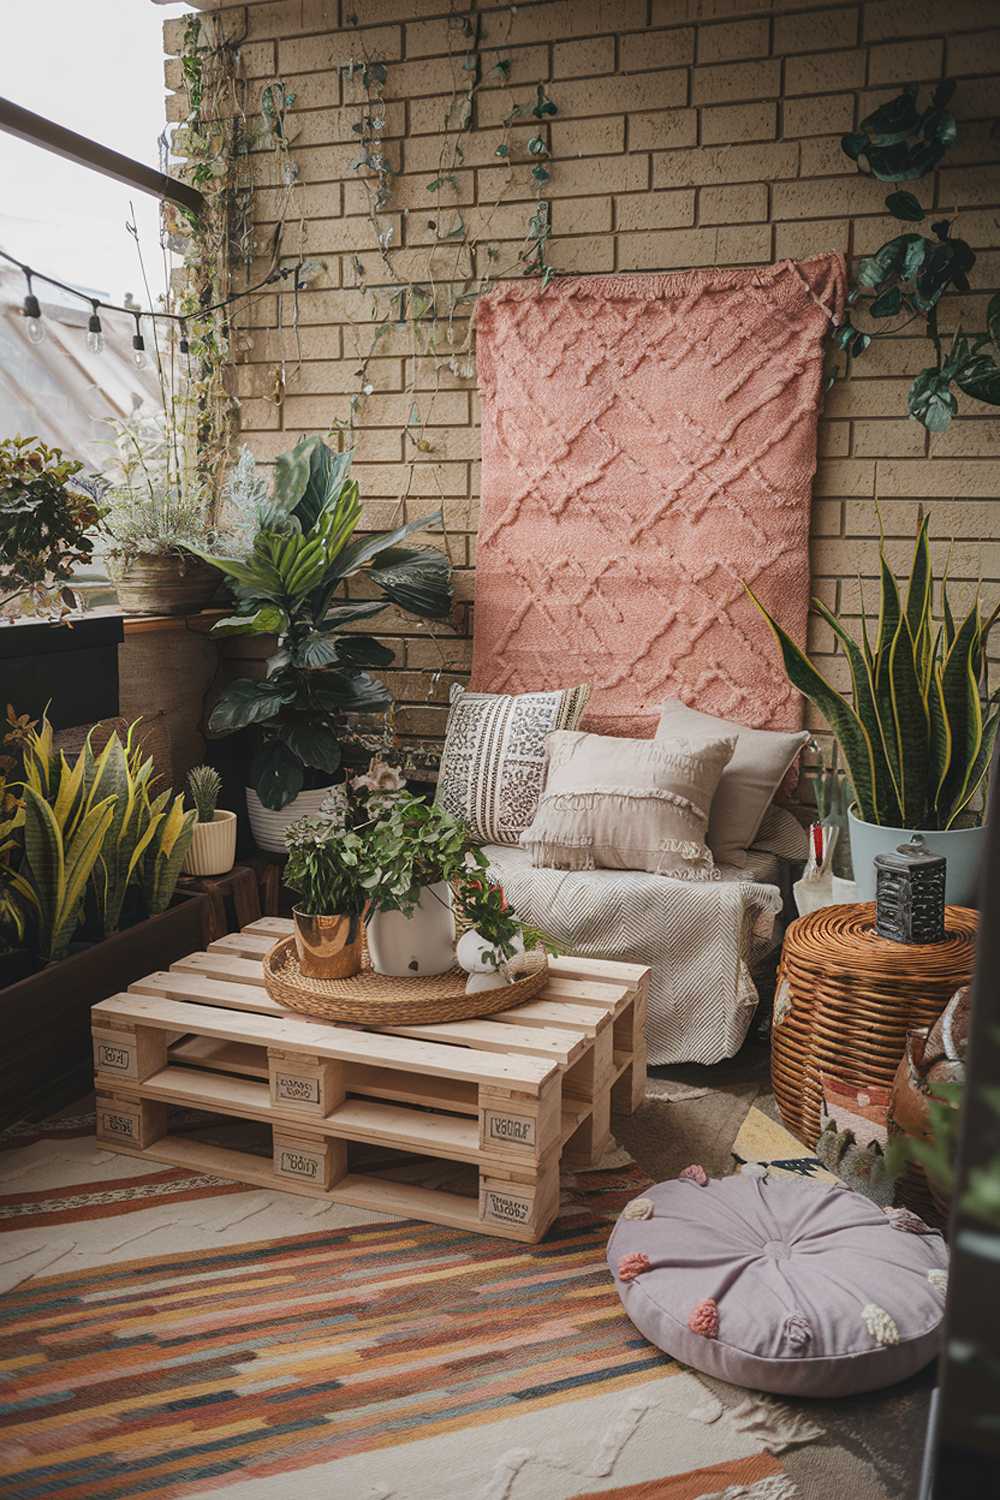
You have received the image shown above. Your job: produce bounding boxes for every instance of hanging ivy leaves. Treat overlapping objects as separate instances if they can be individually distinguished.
[531,85,558,118]
[908,369,958,431]
[870,286,903,318]
[842,80,957,181]
[885,190,925,221]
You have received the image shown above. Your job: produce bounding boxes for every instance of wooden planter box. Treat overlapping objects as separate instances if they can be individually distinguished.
[1,893,214,1130]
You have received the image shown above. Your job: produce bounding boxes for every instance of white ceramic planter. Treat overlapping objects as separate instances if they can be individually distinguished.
[245,784,338,855]
[848,807,985,907]
[456,927,525,993]
[182,809,237,877]
[367,881,456,976]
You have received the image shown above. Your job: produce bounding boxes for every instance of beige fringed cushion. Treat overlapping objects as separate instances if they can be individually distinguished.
[519,730,735,878]
[436,683,591,846]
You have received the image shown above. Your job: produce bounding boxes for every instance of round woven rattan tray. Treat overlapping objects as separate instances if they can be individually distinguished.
[772,902,977,1149]
[262,935,549,1024]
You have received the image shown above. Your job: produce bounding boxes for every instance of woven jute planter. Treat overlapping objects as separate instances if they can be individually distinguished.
[107,553,219,616]
[772,902,977,1150]
[262,933,548,1025]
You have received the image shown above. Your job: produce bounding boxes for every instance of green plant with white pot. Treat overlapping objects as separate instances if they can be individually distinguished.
[361,792,471,977]
[749,512,998,905]
[182,765,237,877]
[190,437,453,853]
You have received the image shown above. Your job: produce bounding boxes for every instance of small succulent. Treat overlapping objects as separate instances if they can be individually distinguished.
[187,764,222,824]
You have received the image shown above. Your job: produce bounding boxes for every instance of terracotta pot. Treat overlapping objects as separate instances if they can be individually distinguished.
[292,907,364,979]
[107,553,220,616]
[182,810,237,877]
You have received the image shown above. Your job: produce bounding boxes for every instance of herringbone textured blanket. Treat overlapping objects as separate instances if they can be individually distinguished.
[474,256,845,738]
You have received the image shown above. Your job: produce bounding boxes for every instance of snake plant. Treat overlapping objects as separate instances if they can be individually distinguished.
[18,719,116,962]
[749,514,998,831]
[142,789,196,915]
[85,728,165,936]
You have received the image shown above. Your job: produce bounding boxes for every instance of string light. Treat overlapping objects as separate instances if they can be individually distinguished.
[21,269,44,344]
[87,300,104,355]
[1,246,302,361]
[131,311,147,370]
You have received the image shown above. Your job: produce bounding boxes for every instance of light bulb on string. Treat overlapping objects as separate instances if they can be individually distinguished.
[87,302,104,355]
[22,270,44,344]
[131,311,146,370]
[178,319,189,356]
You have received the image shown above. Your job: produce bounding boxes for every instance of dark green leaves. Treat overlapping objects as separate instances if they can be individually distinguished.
[988,293,1000,350]
[335,634,396,668]
[870,286,903,318]
[885,190,925,221]
[531,85,557,118]
[845,81,958,181]
[834,321,872,357]
[955,356,1000,406]
[369,545,453,618]
[209,678,295,736]
[280,721,343,775]
[908,368,958,432]
[249,737,303,811]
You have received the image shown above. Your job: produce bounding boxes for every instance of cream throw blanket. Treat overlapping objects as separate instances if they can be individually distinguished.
[488,806,804,1066]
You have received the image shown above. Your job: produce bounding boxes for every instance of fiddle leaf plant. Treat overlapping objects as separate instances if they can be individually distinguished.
[748,512,999,832]
[190,436,453,810]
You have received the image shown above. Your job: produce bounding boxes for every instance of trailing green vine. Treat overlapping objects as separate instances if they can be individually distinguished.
[835,78,1000,432]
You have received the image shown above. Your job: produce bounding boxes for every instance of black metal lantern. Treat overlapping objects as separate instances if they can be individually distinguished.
[874,834,946,944]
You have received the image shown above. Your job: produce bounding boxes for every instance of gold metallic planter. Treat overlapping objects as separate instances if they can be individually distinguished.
[292,907,364,979]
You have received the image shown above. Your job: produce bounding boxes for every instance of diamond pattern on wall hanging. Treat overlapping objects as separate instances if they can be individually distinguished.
[472,255,846,738]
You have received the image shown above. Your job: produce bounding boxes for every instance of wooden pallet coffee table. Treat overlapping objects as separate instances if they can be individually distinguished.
[92,917,649,1243]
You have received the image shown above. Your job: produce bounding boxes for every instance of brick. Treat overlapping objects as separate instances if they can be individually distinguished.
[826,378,914,419]
[813,460,876,497]
[616,223,770,271]
[938,167,1000,210]
[550,116,626,157]
[774,8,859,55]
[621,28,694,72]
[408,0,646,57]
[553,36,615,78]
[876,460,1000,499]
[692,59,781,106]
[700,101,776,146]
[629,109,699,151]
[948,31,1000,78]
[699,183,768,224]
[479,69,688,127]
[278,24,401,74]
[550,196,614,235]
[869,39,944,86]
[549,235,617,273]
[774,219,850,260]
[782,93,856,139]
[479,153,649,202]
[850,338,934,379]
[848,498,1000,539]
[785,49,866,96]
[716,223,773,263]
[818,422,850,458]
[799,135,859,178]
[244,0,338,40]
[853,420,927,459]
[616,190,695,231]
[772,172,888,219]
[811,498,844,537]
[697,18,769,64]
[863,1,993,42]
[654,141,799,189]
[932,421,1000,459]
[284,391,468,428]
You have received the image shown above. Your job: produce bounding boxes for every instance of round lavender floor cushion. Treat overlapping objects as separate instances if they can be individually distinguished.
[608,1174,948,1397]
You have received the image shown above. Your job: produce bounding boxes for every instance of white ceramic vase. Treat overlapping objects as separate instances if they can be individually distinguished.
[367,881,456,976]
[245,784,338,855]
[847,806,985,907]
[182,809,237,877]
[456,928,524,994]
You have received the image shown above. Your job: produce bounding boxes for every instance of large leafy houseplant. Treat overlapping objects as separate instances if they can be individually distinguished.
[749,514,997,832]
[192,437,453,810]
[0,436,105,620]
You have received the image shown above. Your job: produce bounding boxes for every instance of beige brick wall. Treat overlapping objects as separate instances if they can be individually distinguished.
[165,0,1000,774]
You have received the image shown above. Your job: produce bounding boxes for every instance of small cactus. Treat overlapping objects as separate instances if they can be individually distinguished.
[187,764,222,824]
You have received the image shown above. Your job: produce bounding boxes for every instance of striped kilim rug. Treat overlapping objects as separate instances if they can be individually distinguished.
[0,1105,802,1500]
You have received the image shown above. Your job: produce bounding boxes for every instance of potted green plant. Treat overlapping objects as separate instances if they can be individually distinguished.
[0,435,105,620]
[190,437,453,852]
[101,406,220,616]
[454,866,554,994]
[363,792,471,977]
[749,513,997,904]
[182,765,237,877]
[284,810,371,979]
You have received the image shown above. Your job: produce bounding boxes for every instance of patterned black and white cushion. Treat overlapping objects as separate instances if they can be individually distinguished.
[435,683,590,846]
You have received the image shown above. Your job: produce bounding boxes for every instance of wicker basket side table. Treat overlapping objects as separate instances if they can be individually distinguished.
[771,902,977,1149]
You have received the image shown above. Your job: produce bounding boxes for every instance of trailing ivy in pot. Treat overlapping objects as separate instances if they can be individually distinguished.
[190,436,453,854]
[181,765,237,877]
[748,511,998,905]
[362,792,471,977]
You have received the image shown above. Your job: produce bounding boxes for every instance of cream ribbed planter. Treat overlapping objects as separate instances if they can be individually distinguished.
[245,785,338,854]
[182,810,237,877]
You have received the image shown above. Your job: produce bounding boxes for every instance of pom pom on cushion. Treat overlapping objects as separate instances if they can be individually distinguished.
[607,1174,947,1397]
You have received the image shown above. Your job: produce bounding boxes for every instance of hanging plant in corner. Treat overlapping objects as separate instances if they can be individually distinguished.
[835,79,1000,432]
[188,436,453,852]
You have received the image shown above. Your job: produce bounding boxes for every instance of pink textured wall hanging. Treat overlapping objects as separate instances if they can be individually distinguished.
[473,255,846,737]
